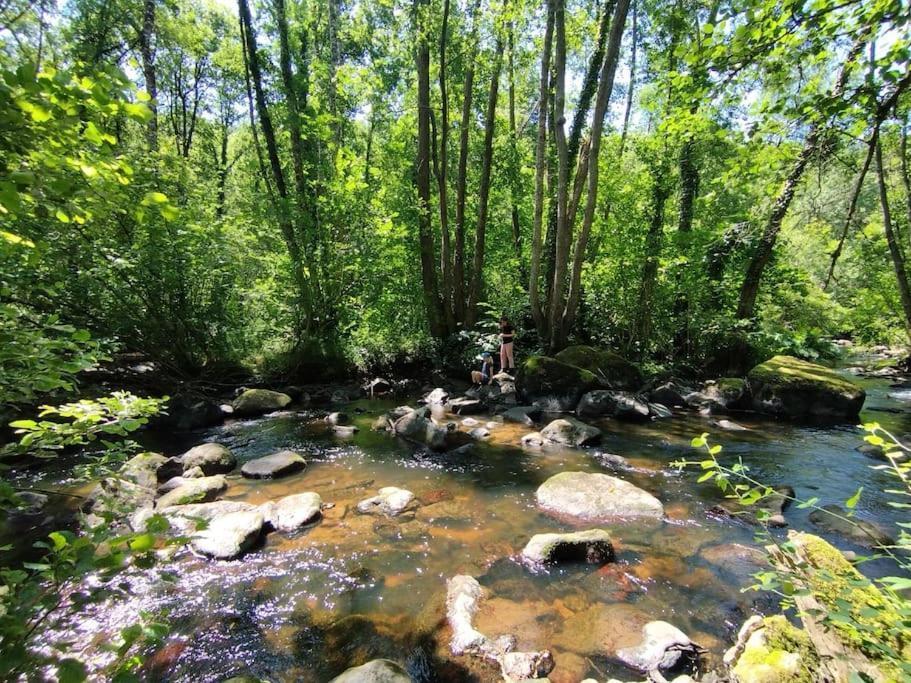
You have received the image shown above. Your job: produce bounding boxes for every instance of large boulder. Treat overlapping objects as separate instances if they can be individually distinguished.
[259,492,322,532]
[120,452,172,490]
[179,443,236,476]
[703,378,750,411]
[232,389,292,417]
[747,355,865,420]
[540,417,602,446]
[649,381,692,407]
[328,659,411,683]
[554,345,643,390]
[521,529,614,565]
[393,408,448,450]
[240,450,306,479]
[502,405,541,426]
[516,356,597,411]
[577,390,650,421]
[536,471,664,521]
[156,475,227,508]
[191,509,264,559]
[146,500,256,534]
[725,615,818,683]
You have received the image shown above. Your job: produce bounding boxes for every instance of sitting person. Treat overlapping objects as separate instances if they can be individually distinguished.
[471,352,494,385]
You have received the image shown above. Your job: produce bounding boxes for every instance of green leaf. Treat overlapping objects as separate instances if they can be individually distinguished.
[845,487,863,510]
[58,658,88,683]
[49,530,68,551]
[128,533,154,552]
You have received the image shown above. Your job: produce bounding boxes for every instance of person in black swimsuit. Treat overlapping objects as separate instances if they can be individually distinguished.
[499,317,515,373]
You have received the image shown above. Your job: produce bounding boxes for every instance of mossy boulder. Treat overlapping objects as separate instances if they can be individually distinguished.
[704,377,750,411]
[232,389,292,417]
[516,356,597,410]
[554,345,643,390]
[747,355,865,420]
[731,615,817,683]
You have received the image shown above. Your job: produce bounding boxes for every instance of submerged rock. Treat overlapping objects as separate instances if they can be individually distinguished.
[232,389,292,417]
[500,650,555,680]
[191,509,264,559]
[179,443,236,476]
[521,432,545,448]
[521,529,614,566]
[747,355,865,420]
[554,345,643,390]
[468,427,491,440]
[616,620,699,673]
[536,471,664,521]
[156,475,227,508]
[502,405,541,426]
[328,659,411,683]
[446,575,487,655]
[577,390,650,421]
[357,487,415,516]
[712,486,793,527]
[241,450,307,479]
[540,417,602,446]
[450,397,484,415]
[260,492,322,532]
[393,409,448,451]
[332,424,359,437]
[325,411,349,425]
[516,355,597,411]
[808,504,894,547]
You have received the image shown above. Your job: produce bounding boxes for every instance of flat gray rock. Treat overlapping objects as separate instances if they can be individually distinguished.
[503,405,541,426]
[357,487,415,516]
[540,417,602,446]
[156,475,227,508]
[191,509,264,559]
[536,471,664,521]
[241,450,306,479]
[179,443,236,476]
[616,620,697,672]
[260,492,322,532]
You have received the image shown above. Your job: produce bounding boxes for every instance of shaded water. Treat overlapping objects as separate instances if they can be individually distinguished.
[12,370,911,682]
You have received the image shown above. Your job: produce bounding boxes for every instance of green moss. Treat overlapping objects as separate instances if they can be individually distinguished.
[748,356,860,395]
[791,532,910,678]
[733,616,817,683]
[553,345,642,389]
[717,377,747,392]
[521,356,596,385]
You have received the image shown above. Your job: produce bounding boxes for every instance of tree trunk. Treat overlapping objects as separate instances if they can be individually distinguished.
[507,17,524,273]
[823,128,877,290]
[618,0,637,158]
[671,136,698,356]
[436,0,455,333]
[414,0,445,337]
[560,0,631,348]
[529,3,555,332]
[901,112,911,246]
[138,0,158,152]
[466,42,503,326]
[452,0,482,323]
[633,158,671,354]
[876,138,911,342]
[736,41,863,320]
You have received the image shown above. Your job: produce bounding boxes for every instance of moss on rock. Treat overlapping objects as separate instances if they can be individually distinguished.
[733,616,817,683]
[554,345,643,390]
[516,356,597,410]
[747,355,865,419]
[232,389,292,417]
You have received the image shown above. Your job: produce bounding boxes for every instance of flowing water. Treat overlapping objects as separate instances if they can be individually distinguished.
[7,369,910,682]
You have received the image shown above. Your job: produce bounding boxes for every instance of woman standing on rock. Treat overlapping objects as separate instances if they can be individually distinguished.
[499,316,516,374]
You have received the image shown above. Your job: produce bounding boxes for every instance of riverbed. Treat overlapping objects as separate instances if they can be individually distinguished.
[11,370,910,682]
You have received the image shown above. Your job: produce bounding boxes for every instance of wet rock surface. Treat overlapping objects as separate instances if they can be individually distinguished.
[357,487,415,517]
[156,475,227,508]
[521,529,614,566]
[536,471,664,521]
[178,443,236,476]
[259,492,322,532]
[540,417,602,446]
[190,509,265,559]
[232,388,292,417]
[240,450,307,479]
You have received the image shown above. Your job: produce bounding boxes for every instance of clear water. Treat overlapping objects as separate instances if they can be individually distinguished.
[9,371,909,682]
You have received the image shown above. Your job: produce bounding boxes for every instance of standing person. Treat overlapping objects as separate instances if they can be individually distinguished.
[499,316,516,373]
[471,352,494,385]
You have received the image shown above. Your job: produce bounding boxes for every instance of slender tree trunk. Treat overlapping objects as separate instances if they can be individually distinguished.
[901,112,911,244]
[215,112,229,219]
[508,17,524,272]
[560,0,631,347]
[239,10,273,200]
[529,3,555,332]
[436,0,455,333]
[876,138,911,341]
[453,0,482,323]
[823,128,878,290]
[543,0,615,302]
[736,41,863,320]
[414,0,445,337]
[671,136,698,356]
[633,159,671,353]
[618,0,637,158]
[466,43,503,326]
[239,0,311,324]
[138,0,158,151]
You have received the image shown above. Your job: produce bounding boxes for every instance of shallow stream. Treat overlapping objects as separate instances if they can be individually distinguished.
[8,369,910,682]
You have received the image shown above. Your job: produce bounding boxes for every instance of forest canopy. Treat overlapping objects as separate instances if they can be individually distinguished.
[1,0,911,385]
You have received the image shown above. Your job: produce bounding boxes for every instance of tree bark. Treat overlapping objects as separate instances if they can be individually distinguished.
[436,0,455,332]
[560,0,632,348]
[414,0,445,337]
[901,112,911,247]
[618,0,637,158]
[876,138,911,342]
[633,158,671,353]
[137,0,158,152]
[466,42,503,325]
[529,3,555,332]
[507,17,524,272]
[736,41,863,320]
